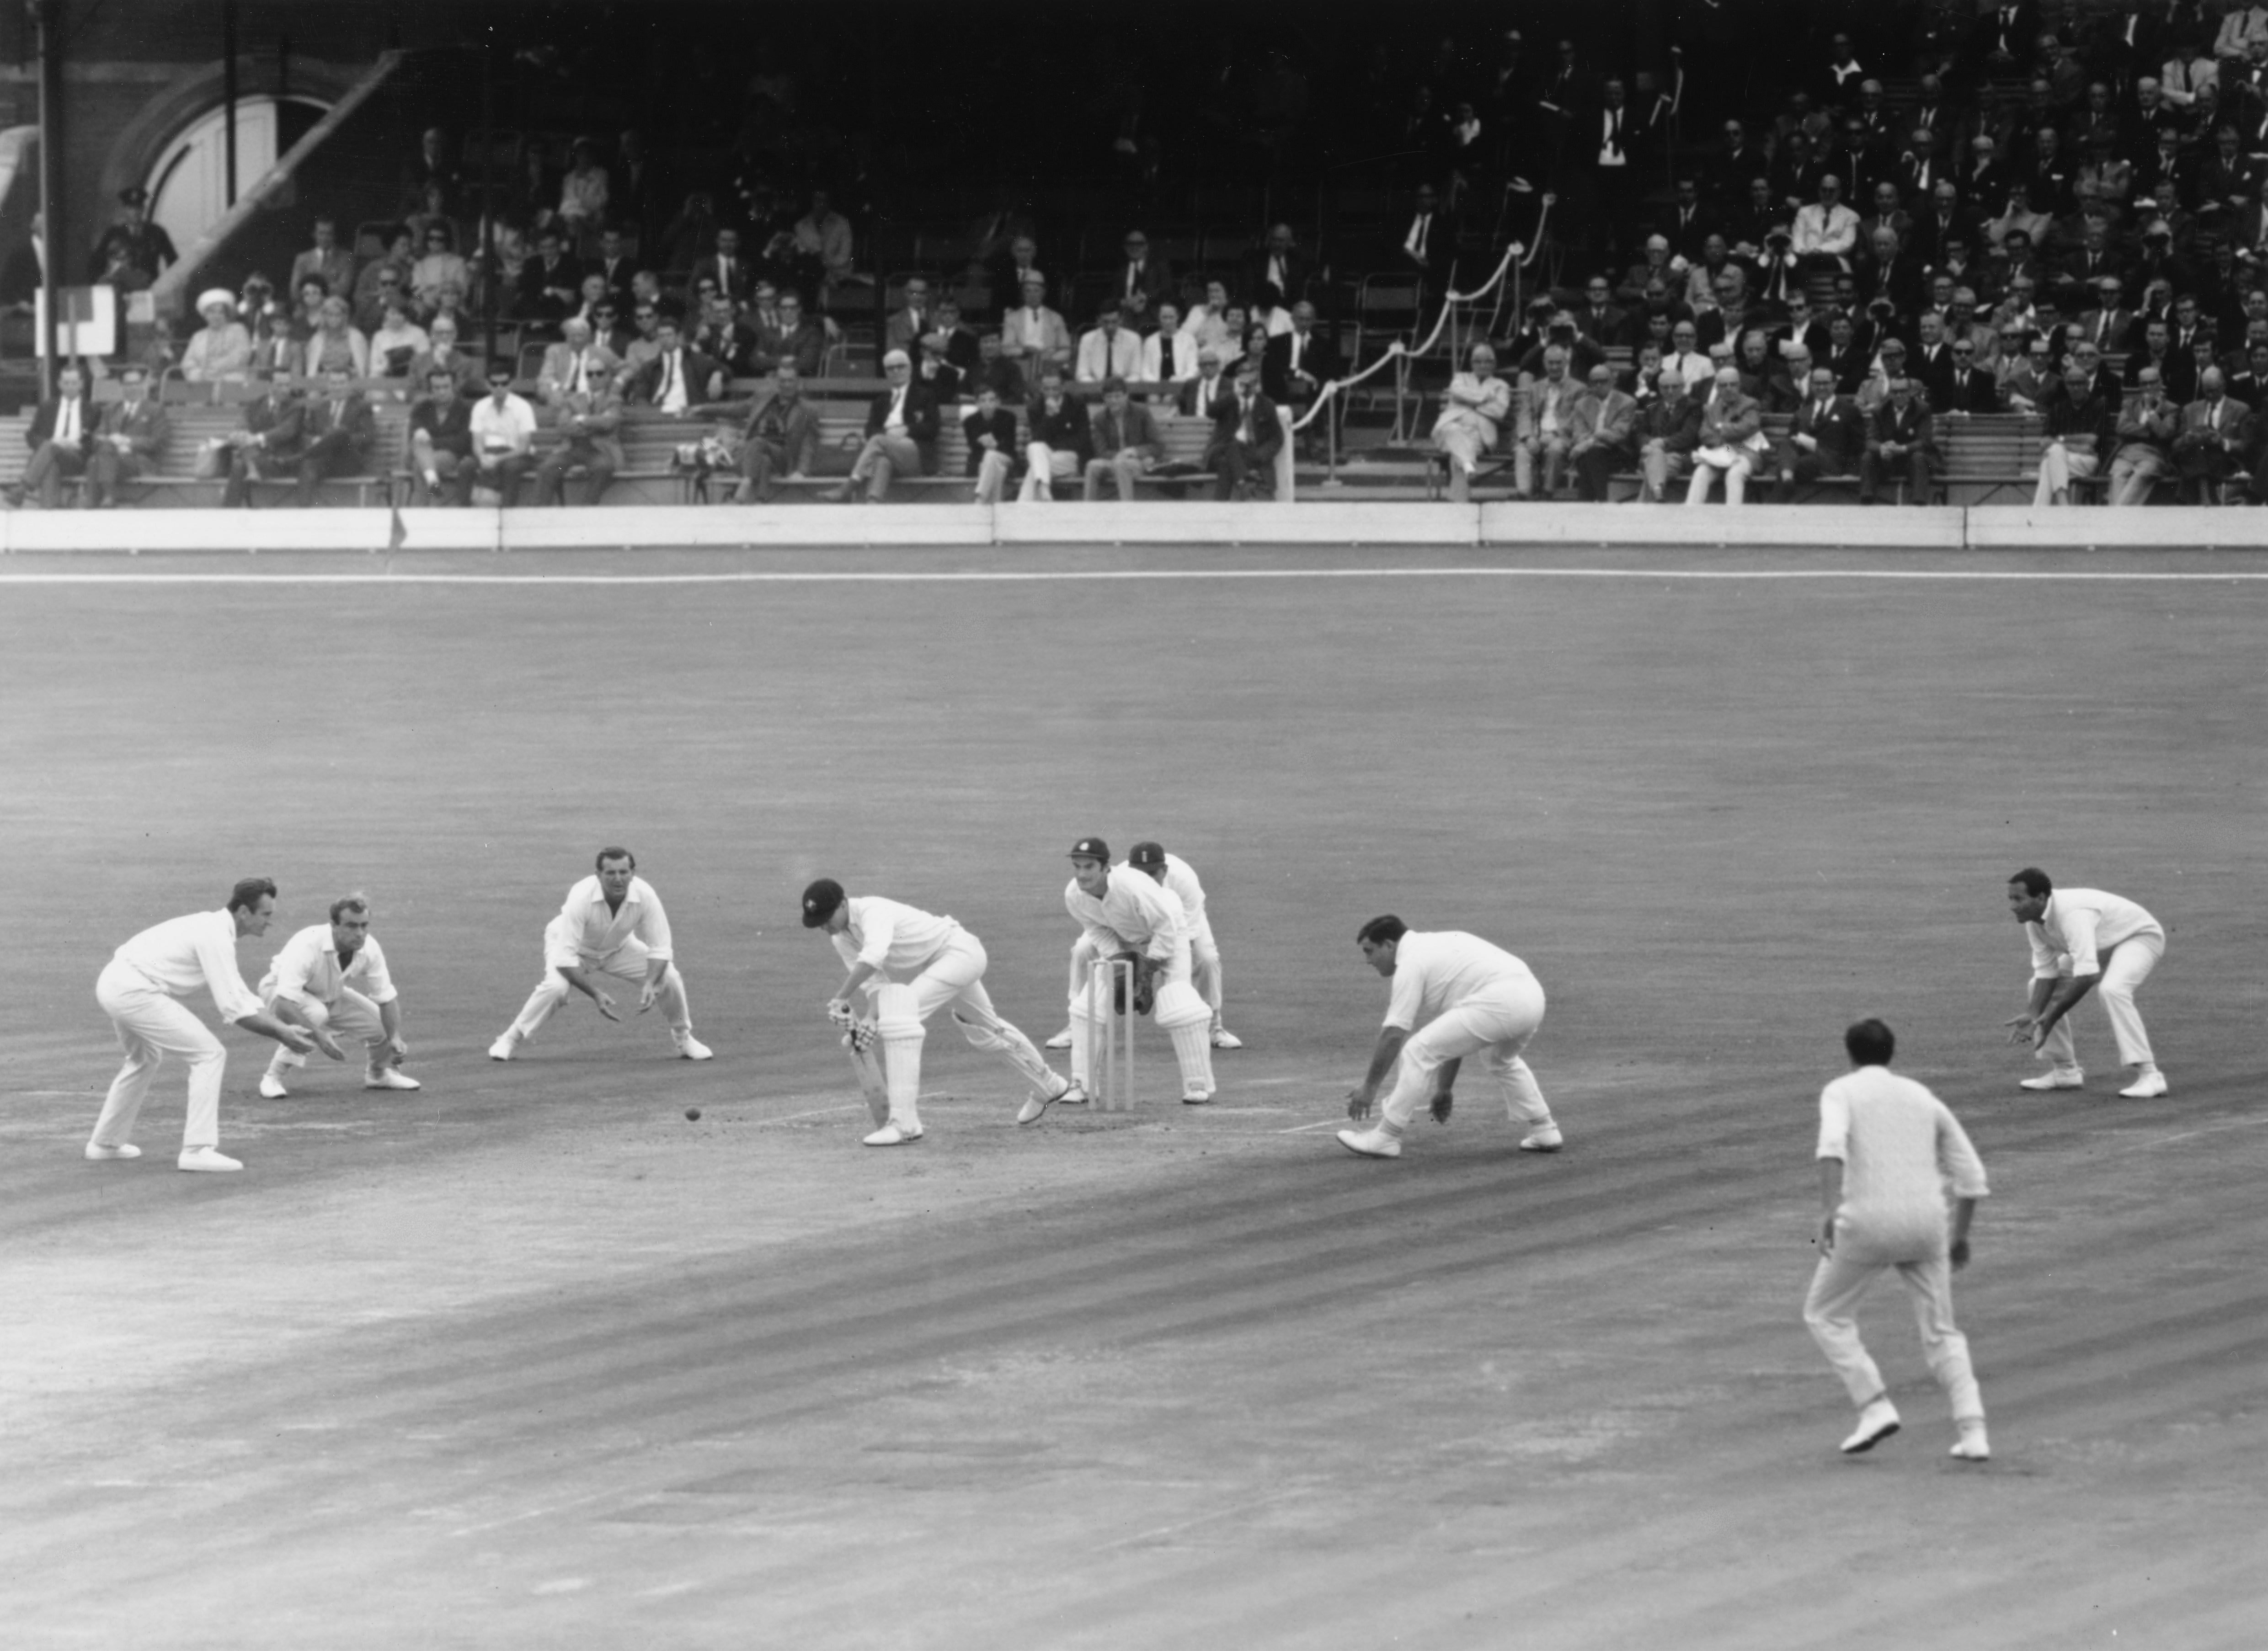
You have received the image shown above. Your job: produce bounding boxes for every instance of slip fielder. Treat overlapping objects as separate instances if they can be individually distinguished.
[2001,867,2168,1098]
[800,878,1070,1146]
[256,893,420,1097]
[490,847,713,1061]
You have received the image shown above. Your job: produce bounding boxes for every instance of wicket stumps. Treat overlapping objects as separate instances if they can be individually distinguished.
[1088,955,1136,1112]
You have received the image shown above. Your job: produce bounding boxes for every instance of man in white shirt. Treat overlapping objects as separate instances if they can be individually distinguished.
[1028,837,1219,1123]
[1804,1017,1991,1461]
[1792,174,1862,273]
[802,878,1069,1146]
[86,877,320,1173]
[2002,867,2168,1097]
[256,893,418,1098]
[489,848,713,1061]
[1432,342,1512,502]
[1001,272,1071,380]
[1046,841,1242,1052]
[1075,300,1144,383]
[467,363,538,505]
[1337,915,1563,1160]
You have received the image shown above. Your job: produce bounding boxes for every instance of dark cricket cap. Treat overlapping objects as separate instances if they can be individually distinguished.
[1128,841,1165,869]
[800,878,845,927]
[1067,837,1110,862]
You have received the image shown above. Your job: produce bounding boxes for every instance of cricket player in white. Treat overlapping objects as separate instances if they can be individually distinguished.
[1804,1017,1992,1461]
[800,878,1070,1146]
[1337,914,1563,1159]
[2001,867,2168,1098]
[489,847,713,1061]
[86,877,320,1173]
[1047,840,1242,1051]
[256,893,419,1097]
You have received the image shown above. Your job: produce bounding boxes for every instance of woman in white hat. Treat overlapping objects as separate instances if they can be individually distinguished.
[180,288,253,383]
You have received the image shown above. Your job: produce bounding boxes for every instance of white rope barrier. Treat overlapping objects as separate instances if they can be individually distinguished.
[1291,199,1553,433]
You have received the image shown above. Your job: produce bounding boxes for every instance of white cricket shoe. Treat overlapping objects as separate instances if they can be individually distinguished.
[1336,1126,1402,1159]
[1016,1078,1073,1126]
[365,1068,422,1091]
[672,1030,714,1061]
[258,1072,290,1099]
[1209,1027,1244,1049]
[2018,1067,2084,1091]
[1055,1081,1090,1107]
[2118,1070,2168,1099]
[1520,1124,1565,1153]
[84,1142,140,1161]
[1044,1026,1074,1050]
[863,1123,924,1146]
[487,1033,520,1061]
[1839,1398,1901,1454]
[1181,1089,1214,1106]
[1949,1423,1991,1462]
[177,1147,244,1173]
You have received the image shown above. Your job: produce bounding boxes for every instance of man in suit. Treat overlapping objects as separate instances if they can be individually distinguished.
[406,366,476,506]
[1636,366,1704,501]
[1944,341,2003,414]
[1565,361,1638,501]
[1589,77,1660,271]
[1387,182,1458,299]
[2056,221,2129,312]
[620,318,724,416]
[1910,312,1961,408]
[1203,354,1283,501]
[1707,121,1766,211]
[2021,128,2075,220]
[408,314,482,403]
[1082,377,1164,500]
[11,362,96,508]
[963,383,1021,505]
[2107,366,2181,504]
[748,290,825,378]
[287,217,357,304]
[730,363,821,504]
[829,349,939,503]
[688,226,754,309]
[1685,364,1765,504]
[1514,346,1587,500]
[218,369,305,508]
[1242,224,1310,310]
[883,273,939,362]
[2077,276,2135,354]
[517,227,584,325]
[1075,301,1144,384]
[1019,366,1094,501]
[1001,272,1073,384]
[591,229,637,309]
[290,365,374,507]
[1659,178,1723,263]
[1860,376,1937,504]
[1112,231,1174,328]
[84,365,170,509]
[2172,367,2251,501]
[1780,366,1867,483]
[970,329,1027,405]
[538,317,623,406]
[1177,350,1229,421]
[1262,301,1329,453]
[1972,2,2040,77]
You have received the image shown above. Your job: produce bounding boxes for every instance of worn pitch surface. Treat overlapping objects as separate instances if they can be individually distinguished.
[1,545,2263,1650]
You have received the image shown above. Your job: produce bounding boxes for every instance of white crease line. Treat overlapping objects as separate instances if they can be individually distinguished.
[450,1487,622,1537]
[748,1102,865,1127]
[1097,1487,1307,1553]
[1278,1119,1345,1134]
[2115,1115,2268,1153]
[4,565,2268,586]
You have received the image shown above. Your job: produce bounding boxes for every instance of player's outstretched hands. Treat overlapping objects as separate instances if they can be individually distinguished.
[312,1028,347,1062]
[2001,1012,2043,1048]
[637,981,661,1015]
[1345,1088,1376,1121]
[1430,1087,1455,1124]
[276,1025,318,1057]
[592,990,622,1023]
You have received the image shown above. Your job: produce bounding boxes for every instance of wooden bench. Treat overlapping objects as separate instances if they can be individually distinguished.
[1935,413,2046,506]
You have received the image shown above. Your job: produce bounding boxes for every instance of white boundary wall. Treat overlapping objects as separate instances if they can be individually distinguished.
[0,502,2261,555]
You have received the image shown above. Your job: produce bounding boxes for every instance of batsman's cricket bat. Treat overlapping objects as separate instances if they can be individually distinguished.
[844,1030,888,1128]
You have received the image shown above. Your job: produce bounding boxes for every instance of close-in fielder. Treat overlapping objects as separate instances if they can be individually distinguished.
[1025,836,1218,1124]
[256,893,419,1097]
[800,878,1070,1146]
[1337,915,1564,1160]
[86,878,320,1173]
[2001,867,2167,1097]
[490,847,713,1061]
[1804,1017,1991,1462]
[1047,839,1242,1051]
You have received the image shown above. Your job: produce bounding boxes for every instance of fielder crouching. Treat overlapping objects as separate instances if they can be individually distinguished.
[256,892,419,1097]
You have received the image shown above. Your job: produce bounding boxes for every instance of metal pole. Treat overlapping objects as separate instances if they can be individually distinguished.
[222,0,239,207]
[480,9,496,364]
[34,0,62,389]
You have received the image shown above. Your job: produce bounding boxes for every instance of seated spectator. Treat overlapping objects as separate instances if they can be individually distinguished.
[1860,375,1936,504]
[927,298,979,378]
[2033,363,2117,505]
[288,216,356,307]
[407,366,475,505]
[291,364,375,506]
[971,328,1027,405]
[1565,360,1638,501]
[1143,302,1196,383]
[591,227,636,307]
[1243,222,1310,311]
[299,295,368,378]
[1573,275,1629,347]
[1665,318,1712,393]
[1082,377,1163,501]
[1201,354,1282,501]
[831,349,936,503]
[1725,177,1782,262]
[2126,315,2189,401]
[557,137,610,233]
[1617,234,1679,308]
[411,222,470,313]
[2108,367,2182,504]
[1113,230,1173,328]
[1685,364,1764,505]
[1944,337,2002,413]
[468,362,539,503]
[1176,348,1228,421]
[1264,301,1328,451]
[1513,345,1583,500]
[1002,273,1071,382]
[1076,301,1143,383]
[1767,345,1815,412]
[731,363,820,504]
[1779,365,1865,482]
[408,314,480,402]
[1635,367,1702,501]
[1430,342,1510,503]
[1981,180,2050,251]
[1793,175,1861,273]
[620,318,722,415]
[1856,336,1911,416]
[538,315,620,405]
[80,365,167,510]
[690,293,756,377]
[10,362,96,509]
[964,383,1021,505]
[1019,366,1093,502]
[883,273,936,361]
[214,367,302,507]
[568,272,613,331]
[405,181,459,256]
[749,289,824,377]
[913,328,962,404]
[2074,128,2135,228]
[2173,367,2252,501]
[1694,267,1755,356]
[181,288,253,383]
[1736,328,1793,407]
[1683,235,1737,315]
[518,226,583,325]
[532,360,622,506]
[353,246,416,335]
[1911,311,1960,407]
[2055,218,2129,311]
[788,189,854,295]
[368,302,430,378]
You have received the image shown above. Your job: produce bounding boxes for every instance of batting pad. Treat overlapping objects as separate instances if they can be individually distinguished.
[1152,977,1210,1029]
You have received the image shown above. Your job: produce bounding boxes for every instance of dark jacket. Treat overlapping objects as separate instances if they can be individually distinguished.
[962,406,1021,477]
[1025,392,1094,464]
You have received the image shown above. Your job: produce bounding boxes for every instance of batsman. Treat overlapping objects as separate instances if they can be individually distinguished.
[801,879,1070,1146]
[1020,837,1216,1125]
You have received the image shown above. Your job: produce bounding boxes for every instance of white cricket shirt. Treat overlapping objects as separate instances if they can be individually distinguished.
[2025,887,2163,979]
[1381,930,1536,1032]
[1817,1065,1989,1258]
[544,874,673,964]
[1064,867,1184,962]
[108,910,264,1022]
[257,923,399,1008]
[831,895,960,978]
[1159,852,1210,933]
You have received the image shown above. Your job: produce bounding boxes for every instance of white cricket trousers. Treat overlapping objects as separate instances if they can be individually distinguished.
[264,990,386,1076]
[871,929,1055,1088]
[1066,927,1226,1024]
[508,936,690,1040]
[1379,976,1551,1132]
[2039,933,2162,1069]
[90,961,229,1151]
[1804,1245,1984,1424]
